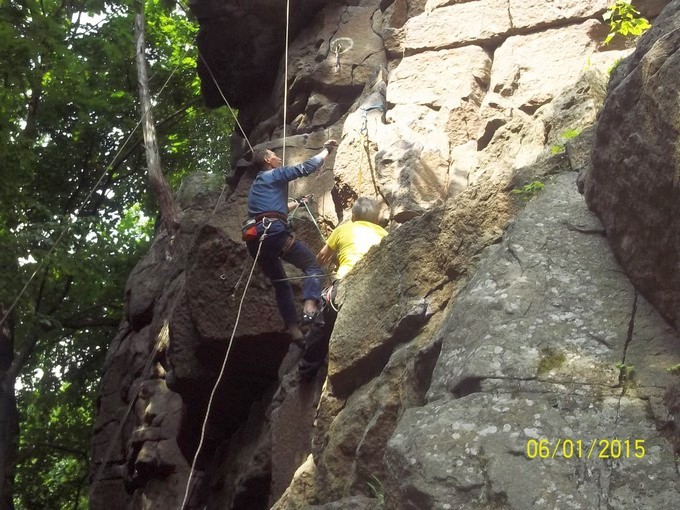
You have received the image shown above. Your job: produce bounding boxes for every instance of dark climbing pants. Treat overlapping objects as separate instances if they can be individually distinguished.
[247,225,322,327]
[299,283,339,378]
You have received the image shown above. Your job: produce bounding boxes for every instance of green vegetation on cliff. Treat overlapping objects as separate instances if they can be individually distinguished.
[0,1,231,507]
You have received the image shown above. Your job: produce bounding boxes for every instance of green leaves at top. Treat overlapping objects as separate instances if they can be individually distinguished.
[603,1,651,45]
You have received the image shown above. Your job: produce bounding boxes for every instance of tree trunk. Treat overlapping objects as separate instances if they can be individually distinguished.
[0,308,18,510]
[134,0,181,231]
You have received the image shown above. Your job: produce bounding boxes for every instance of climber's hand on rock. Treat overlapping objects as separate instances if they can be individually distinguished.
[323,139,338,154]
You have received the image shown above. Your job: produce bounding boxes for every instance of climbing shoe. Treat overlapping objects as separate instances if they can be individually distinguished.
[300,311,319,327]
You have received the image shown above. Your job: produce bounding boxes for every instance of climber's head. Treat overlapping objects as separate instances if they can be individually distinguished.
[351,196,380,224]
[252,147,281,170]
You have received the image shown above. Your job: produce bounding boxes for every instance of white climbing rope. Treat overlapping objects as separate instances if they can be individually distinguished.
[0,46,189,330]
[197,50,255,156]
[179,219,272,510]
[282,0,291,165]
[177,2,256,158]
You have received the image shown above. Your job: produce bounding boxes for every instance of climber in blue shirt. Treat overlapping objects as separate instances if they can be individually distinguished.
[246,140,337,342]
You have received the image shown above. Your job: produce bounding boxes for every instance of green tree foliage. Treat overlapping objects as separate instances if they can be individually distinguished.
[603,1,651,45]
[0,1,233,507]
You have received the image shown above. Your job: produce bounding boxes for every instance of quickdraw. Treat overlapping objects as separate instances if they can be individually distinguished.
[359,105,383,197]
[289,195,326,242]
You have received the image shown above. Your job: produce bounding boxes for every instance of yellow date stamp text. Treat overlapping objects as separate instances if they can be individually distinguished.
[525,438,646,460]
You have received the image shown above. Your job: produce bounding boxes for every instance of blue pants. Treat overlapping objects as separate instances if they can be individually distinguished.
[247,222,322,327]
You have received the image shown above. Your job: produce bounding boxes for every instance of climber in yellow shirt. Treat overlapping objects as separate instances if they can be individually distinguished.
[296,197,387,379]
[316,197,388,279]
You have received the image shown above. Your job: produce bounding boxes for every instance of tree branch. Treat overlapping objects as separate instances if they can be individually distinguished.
[4,326,41,388]
[134,1,181,231]
[109,96,203,176]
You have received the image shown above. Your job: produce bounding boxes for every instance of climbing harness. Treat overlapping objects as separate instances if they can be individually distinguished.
[241,218,258,241]
[232,200,323,295]
[242,211,289,242]
[179,219,272,510]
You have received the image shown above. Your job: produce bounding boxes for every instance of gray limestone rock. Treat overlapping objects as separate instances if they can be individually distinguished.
[387,393,679,509]
[375,139,449,222]
[386,173,680,509]
[308,495,383,509]
[91,1,680,508]
[585,0,680,330]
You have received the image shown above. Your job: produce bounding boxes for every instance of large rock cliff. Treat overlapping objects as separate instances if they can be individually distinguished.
[90,1,680,508]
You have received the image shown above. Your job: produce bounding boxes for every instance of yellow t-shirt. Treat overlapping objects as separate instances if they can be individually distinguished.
[326,220,388,279]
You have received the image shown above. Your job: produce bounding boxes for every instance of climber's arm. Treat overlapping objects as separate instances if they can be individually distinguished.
[269,140,338,184]
[316,244,336,267]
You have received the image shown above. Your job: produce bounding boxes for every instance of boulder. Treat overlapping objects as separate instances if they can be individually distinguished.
[489,21,609,112]
[375,139,449,222]
[387,393,679,509]
[508,0,608,30]
[402,0,512,52]
[387,46,491,108]
[585,0,680,330]
[386,173,680,509]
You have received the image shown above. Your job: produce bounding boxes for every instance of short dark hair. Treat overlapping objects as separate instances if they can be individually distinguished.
[252,147,271,170]
[351,196,380,224]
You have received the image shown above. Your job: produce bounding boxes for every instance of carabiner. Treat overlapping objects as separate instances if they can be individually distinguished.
[260,217,273,241]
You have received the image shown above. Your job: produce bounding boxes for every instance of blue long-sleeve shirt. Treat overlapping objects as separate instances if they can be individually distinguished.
[247,154,324,217]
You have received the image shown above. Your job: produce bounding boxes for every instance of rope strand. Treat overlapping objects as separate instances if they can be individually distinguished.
[179,221,271,510]
[0,45,189,330]
[282,0,291,165]
[197,51,255,156]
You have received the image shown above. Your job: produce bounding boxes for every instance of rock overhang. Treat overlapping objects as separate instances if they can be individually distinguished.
[189,0,332,109]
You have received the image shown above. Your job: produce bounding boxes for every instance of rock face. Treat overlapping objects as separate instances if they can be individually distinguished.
[385,173,680,509]
[189,0,328,114]
[89,0,680,509]
[585,1,680,331]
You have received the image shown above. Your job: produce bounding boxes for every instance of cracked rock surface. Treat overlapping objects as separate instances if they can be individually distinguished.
[90,1,679,508]
[385,173,680,509]
[585,0,680,331]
